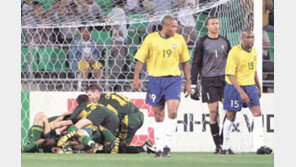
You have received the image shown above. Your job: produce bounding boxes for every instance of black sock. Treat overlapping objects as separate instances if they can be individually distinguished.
[210,122,222,148]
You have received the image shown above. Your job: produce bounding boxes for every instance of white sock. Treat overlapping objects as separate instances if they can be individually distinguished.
[253,116,264,150]
[164,118,177,149]
[222,119,233,150]
[154,121,165,152]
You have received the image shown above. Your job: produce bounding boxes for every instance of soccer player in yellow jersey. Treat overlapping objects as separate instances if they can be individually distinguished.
[222,30,272,154]
[132,15,191,157]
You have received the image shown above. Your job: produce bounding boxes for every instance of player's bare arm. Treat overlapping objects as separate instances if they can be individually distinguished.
[254,71,262,98]
[181,61,191,97]
[52,120,73,130]
[74,119,93,129]
[227,75,250,104]
[132,61,144,91]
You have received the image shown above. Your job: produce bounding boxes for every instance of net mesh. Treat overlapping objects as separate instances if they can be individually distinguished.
[21,0,254,147]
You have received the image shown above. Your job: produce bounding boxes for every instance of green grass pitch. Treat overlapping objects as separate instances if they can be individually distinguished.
[21,153,274,167]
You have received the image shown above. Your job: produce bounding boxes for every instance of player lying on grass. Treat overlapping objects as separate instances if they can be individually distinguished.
[21,111,73,153]
[55,94,119,153]
[57,94,156,154]
[85,85,146,154]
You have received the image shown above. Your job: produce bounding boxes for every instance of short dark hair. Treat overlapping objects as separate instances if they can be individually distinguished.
[76,94,89,105]
[85,85,102,92]
[206,16,218,25]
[161,15,176,26]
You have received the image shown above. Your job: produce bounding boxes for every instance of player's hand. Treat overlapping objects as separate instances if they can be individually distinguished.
[240,91,250,104]
[132,78,141,91]
[257,89,262,99]
[184,81,191,98]
[64,111,72,116]
[99,125,105,131]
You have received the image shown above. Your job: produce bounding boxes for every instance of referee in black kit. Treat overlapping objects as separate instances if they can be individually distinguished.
[191,16,231,154]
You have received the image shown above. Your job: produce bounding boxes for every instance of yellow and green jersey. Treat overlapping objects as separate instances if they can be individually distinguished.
[98,93,139,121]
[225,44,257,86]
[135,31,190,77]
[70,102,110,131]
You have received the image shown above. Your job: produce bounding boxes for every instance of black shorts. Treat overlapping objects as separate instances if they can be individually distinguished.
[201,76,226,103]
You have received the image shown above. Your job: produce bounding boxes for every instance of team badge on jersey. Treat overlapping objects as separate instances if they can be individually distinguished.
[254,56,257,60]
[221,45,224,50]
[172,44,177,49]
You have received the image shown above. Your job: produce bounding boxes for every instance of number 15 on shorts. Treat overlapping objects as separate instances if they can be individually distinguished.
[231,100,239,108]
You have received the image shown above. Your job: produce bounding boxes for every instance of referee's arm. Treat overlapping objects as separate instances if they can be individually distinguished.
[191,39,204,84]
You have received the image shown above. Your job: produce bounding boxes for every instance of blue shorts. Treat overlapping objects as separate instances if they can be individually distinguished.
[82,127,94,138]
[146,76,181,107]
[223,83,260,112]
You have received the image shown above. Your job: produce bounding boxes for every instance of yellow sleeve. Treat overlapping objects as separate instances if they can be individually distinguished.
[180,36,190,63]
[225,49,237,76]
[134,35,151,63]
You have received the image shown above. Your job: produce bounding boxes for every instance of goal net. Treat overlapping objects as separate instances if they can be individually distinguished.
[21,0,256,151]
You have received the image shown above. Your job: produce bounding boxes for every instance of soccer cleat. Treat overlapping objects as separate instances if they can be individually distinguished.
[221,148,235,154]
[257,146,273,154]
[214,147,222,154]
[88,143,103,154]
[154,151,163,158]
[144,141,157,154]
[55,146,73,154]
[162,147,171,157]
[63,147,73,154]
[111,137,120,154]
[56,148,64,154]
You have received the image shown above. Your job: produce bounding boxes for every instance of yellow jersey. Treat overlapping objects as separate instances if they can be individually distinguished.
[134,31,190,77]
[225,44,257,86]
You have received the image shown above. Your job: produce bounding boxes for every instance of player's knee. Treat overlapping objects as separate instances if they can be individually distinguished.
[209,110,218,123]
[168,111,177,119]
[251,106,262,117]
[154,112,165,122]
[34,112,46,123]
[36,112,45,119]
[226,114,235,122]
[252,110,262,117]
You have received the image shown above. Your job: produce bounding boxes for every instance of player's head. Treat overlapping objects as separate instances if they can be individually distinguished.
[206,17,220,35]
[161,15,178,37]
[85,85,102,103]
[241,29,254,49]
[76,94,89,105]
